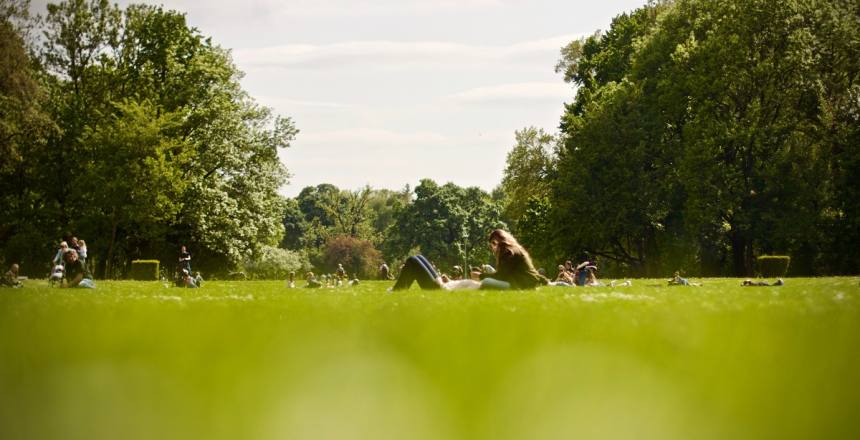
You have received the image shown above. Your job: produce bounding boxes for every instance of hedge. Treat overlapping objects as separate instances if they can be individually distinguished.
[130,260,160,280]
[757,255,791,277]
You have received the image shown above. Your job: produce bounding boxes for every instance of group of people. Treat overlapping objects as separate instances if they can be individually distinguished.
[47,235,95,289]
[550,260,603,287]
[175,245,204,288]
[2,230,790,290]
[388,229,548,291]
[299,264,360,289]
[380,229,787,292]
[384,229,625,292]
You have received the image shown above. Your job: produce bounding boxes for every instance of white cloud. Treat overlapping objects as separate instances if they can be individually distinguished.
[232,34,582,71]
[213,0,507,18]
[252,96,353,110]
[297,128,449,147]
[445,81,572,103]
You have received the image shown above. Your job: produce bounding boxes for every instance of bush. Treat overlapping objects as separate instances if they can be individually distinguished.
[321,235,383,279]
[757,255,791,277]
[130,260,160,280]
[243,246,310,280]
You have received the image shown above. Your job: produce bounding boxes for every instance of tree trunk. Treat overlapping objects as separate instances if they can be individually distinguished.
[730,230,749,277]
[103,208,119,279]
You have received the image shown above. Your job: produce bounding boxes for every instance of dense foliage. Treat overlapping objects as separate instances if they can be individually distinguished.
[3,0,858,278]
[0,0,296,277]
[281,180,503,277]
[501,0,859,276]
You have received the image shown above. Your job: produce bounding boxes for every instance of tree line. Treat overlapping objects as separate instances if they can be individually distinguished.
[500,0,859,276]
[276,0,860,279]
[281,181,503,279]
[2,0,858,278]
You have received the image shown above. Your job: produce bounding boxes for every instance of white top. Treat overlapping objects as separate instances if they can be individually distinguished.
[441,279,481,290]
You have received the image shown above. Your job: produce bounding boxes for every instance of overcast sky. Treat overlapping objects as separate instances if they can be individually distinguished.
[33,0,647,196]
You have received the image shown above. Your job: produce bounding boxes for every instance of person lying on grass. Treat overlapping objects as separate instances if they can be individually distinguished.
[742,278,784,286]
[61,249,95,289]
[388,255,480,291]
[668,271,701,286]
[390,230,548,291]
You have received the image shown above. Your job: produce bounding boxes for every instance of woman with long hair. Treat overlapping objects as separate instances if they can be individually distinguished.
[481,229,548,290]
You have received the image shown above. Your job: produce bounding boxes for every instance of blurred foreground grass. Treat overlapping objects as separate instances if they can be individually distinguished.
[1,278,859,439]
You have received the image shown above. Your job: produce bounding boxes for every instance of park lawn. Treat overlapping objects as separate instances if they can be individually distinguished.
[0,277,858,440]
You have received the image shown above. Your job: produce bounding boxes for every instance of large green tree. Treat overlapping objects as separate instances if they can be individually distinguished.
[498,127,556,231]
[0,0,57,272]
[2,0,297,277]
[385,179,504,271]
[551,0,859,276]
[552,3,673,276]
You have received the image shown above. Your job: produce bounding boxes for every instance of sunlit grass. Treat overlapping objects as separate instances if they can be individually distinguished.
[1,278,858,439]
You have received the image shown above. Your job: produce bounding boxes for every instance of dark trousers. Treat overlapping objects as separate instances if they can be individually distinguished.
[392,255,441,290]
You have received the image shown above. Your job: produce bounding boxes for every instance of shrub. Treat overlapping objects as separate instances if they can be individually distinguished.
[757,255,791,277]
[130,260,160,280]
[243,246,310,280]
[321,235,383,279]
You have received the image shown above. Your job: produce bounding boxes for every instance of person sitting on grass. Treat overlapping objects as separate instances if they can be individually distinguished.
[742,278,784,286]
[564,260,575,276]
[379,262,391,280]
[668,271,701,286]
[305,272,322,288]
[573,261,597,286]
[62,249,95,289]
[1,264,23,288]
[179,269,199,288]
[554,264,574,286]
[478,229,549,290]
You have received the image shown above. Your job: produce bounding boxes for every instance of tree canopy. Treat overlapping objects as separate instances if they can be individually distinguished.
[546,0,859,276]
[1,0,296,277]
[2,0,858,278]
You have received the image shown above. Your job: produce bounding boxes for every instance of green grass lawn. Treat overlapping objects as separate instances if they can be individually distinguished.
[1,277,858,440]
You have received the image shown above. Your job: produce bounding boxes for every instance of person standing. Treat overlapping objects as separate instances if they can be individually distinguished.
[76,239,88,267]
[52,241,68,267]
[179,245,192,273]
